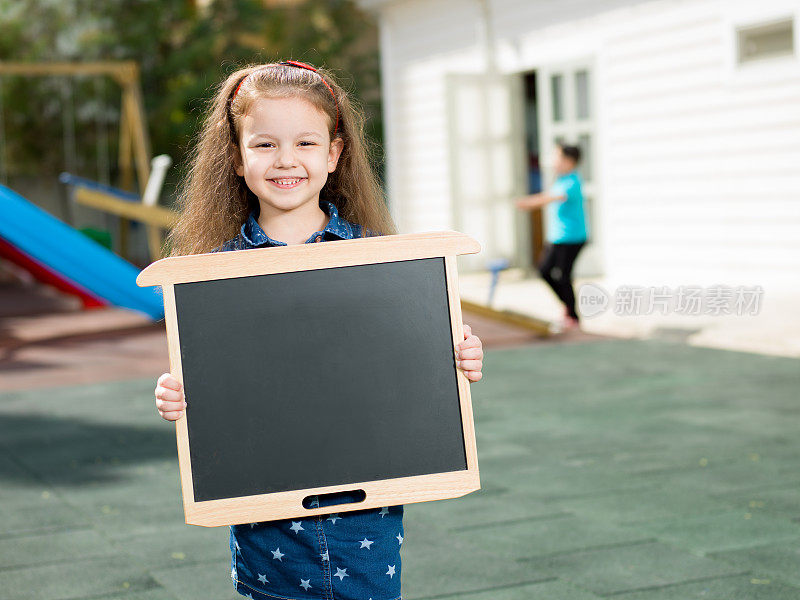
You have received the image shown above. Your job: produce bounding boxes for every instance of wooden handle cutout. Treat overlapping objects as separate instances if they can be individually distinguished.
[302,489,367,510]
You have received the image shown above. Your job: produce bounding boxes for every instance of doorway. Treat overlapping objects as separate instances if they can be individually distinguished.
[522,71,545,269]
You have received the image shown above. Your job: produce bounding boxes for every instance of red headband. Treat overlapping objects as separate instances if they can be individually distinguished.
[230,60,339,135]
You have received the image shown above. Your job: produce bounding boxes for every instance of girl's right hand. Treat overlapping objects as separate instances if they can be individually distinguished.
[155,372,186,421]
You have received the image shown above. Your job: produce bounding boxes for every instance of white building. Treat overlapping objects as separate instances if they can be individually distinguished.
[356,0,800,289]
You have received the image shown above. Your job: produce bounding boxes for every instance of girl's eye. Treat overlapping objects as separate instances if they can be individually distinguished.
[254,142,314,147]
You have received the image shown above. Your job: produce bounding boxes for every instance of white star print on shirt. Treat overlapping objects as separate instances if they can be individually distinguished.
[327,513,341,524]
[290,521,304,534]
[300,578,312,590]
[378,507,389,517]
[359,538,374,549]
[271,547,284,561]
[397,532,403,545]
[334,567,349,581]
[320,550,329,561]
[257,573,268,584]
[386,565,396,578]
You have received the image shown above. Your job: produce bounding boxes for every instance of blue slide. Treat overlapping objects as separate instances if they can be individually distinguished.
[0,184,164,320]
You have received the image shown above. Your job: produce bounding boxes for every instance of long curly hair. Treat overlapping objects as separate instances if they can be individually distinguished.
[165,61,397,257]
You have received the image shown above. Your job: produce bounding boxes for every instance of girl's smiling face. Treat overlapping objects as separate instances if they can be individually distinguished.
[234,96,343,215]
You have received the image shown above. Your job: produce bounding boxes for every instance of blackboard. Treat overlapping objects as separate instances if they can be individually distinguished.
[137,231,481,526]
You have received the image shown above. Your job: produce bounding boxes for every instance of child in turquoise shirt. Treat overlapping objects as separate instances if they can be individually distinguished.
[516,142,589,330]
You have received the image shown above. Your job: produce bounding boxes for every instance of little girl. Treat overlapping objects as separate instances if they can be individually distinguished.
[153,60,484,600]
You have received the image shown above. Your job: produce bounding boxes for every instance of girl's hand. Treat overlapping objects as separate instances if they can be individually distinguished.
[456,323,483,382]
[155,372,186,421]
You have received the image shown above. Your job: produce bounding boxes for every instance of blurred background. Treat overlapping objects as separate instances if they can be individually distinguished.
[1,1,799,599]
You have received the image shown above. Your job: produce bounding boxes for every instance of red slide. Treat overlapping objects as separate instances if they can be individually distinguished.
[0,236,107,309]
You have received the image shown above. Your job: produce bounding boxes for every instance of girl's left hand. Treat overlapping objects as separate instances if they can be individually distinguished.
[456,323,483,382]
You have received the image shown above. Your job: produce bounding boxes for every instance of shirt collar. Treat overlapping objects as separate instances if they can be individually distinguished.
[240,199,355,248]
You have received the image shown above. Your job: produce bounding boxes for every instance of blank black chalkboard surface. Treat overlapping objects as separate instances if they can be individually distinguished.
[137,231,481,526]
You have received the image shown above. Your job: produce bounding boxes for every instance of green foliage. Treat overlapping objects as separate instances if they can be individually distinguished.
[0,0,382,198]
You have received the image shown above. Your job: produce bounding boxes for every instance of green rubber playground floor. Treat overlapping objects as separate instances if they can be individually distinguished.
[1,338,798,599]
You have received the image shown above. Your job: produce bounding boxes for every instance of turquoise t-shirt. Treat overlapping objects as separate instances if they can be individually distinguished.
[545,170,589,243]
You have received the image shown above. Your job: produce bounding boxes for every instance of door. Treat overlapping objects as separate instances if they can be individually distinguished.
[445,72,529,273]
[537,60,602,277]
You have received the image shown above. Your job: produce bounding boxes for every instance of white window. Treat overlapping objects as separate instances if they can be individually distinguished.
[736,17,794,64]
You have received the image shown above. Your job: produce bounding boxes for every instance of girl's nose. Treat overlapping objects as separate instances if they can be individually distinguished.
[274,146,298,167]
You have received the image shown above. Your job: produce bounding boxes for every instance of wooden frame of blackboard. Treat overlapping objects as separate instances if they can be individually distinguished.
[137,230,481,527]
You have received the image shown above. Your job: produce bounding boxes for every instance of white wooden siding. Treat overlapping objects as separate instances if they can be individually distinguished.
[600,0,800,286]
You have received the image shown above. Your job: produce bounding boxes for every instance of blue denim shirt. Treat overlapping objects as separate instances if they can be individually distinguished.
[217,199,377,250]
[214,199,403,600]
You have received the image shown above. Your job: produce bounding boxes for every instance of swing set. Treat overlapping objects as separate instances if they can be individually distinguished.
[0,60,177,261]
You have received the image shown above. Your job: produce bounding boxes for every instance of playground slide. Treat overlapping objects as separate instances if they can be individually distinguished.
[0,184,164,320]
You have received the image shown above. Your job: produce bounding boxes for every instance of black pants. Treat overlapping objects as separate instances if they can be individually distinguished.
[538,241,586,320]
